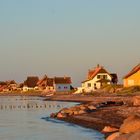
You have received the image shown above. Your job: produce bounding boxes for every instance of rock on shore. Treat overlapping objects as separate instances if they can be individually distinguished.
[107,114,140,140]
[49,94,140,140]
[50,103,97,118]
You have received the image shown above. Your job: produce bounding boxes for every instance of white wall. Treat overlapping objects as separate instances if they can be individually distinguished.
[82,73,112,92]
[54,84,71,92]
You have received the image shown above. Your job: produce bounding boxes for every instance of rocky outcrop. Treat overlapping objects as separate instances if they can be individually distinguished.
[106,132,120,140]
[132,96,140,106]
[106,114,140,140]
[128,129,140,140]
[50,100,125,119]
[102,126,119,133]
[119,114,140,134]
[50,104,97,119]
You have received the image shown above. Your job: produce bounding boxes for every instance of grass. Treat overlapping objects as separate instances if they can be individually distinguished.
[117,86,140,94]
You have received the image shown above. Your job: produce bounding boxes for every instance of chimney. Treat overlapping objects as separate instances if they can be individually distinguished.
[97,64,100,68]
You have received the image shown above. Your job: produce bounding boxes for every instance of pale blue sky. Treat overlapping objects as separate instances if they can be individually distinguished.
[0,0,140,86]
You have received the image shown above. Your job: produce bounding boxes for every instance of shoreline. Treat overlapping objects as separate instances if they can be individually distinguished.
[46,93,140,139]
[0,92,140,139]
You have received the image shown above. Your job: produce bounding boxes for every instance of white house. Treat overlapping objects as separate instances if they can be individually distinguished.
[53,77,72,92]
[80,65,112,93]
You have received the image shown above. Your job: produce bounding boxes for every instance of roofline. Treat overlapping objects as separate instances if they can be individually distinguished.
[123,63,140,79]
[90,67,112,79]
[82,69,112,83]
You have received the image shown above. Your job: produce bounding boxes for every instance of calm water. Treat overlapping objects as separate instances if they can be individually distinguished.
[0,96,104,140]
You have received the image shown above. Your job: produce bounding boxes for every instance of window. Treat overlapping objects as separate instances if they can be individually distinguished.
[97,75,101,79]
[103,75,107,79]
[97,75,107,79]
[87,83,91,87]
[94,83,97,89]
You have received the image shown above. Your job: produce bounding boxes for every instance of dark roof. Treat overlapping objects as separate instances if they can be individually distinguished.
[110,73,117,78]
[54,77,71,84]
[8,80,17,85]
[110,73,118,79]
[24,76,39,88]
[123,63,140,79]
[47,78,54,86]
[110,73,118,83]
[0,81,7,86]
[18,83,24,88]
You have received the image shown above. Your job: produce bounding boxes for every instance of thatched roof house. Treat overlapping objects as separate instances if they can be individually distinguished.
[24,76,39,88]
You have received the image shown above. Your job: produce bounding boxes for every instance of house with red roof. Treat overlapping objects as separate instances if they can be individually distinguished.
[123,63,140,87]
[78,65,113,93]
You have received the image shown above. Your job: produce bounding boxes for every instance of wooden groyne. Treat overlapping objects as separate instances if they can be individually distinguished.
[0,103,65,110]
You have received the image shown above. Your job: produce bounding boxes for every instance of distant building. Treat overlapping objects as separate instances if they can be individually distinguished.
[37,75,72,92]
[23,76,39,91]
[0,80,18,92]
[123,63,140,87]
[75,65,118,94]
[37,75,54,91]
[81,65,112,92]
[0,81,7,92]
[53,77,72,92]
[7,80,18,91]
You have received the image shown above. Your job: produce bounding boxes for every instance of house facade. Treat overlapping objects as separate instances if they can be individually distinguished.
[53,77,72,92]
[123,63,140,87]
[80,65,112,93]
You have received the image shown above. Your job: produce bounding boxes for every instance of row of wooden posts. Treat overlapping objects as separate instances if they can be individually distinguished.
[0,104,64,110]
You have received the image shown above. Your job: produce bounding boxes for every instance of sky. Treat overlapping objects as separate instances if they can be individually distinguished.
[0,0,140,86]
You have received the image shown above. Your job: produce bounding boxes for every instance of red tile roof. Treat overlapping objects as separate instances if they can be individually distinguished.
[82,65,112,83]
[0,81,7,86]
[123,63,140,79]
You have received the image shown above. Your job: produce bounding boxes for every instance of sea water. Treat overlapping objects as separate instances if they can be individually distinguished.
[0,96,104,140]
